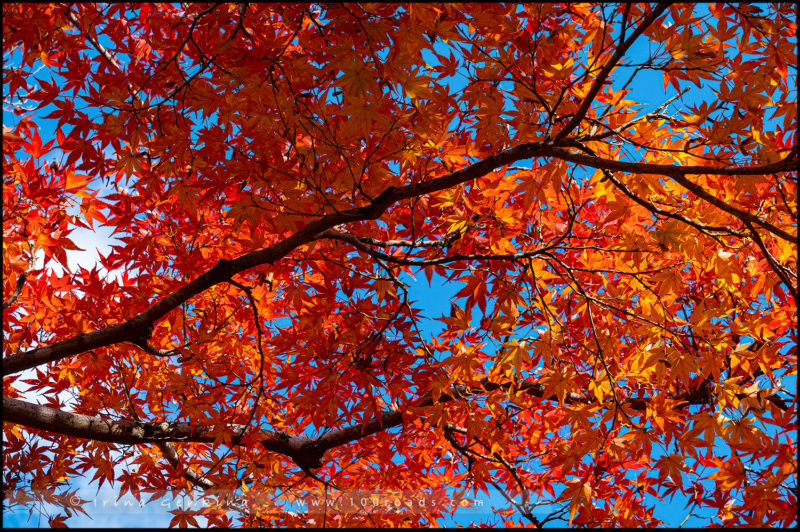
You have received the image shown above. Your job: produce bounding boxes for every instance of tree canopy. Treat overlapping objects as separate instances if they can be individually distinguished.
[3,3,797,527]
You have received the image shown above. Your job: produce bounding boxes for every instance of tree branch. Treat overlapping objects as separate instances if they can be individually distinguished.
[65,8,144,104]
[2,270,28,310]
[743,220,798,304]
[569,141,747,239]
[553,4,670,143]
[549,146,798,243]
[4,141,794,376]
[319,230,547,266]
[0,141,546,376]
[5,377,788,469]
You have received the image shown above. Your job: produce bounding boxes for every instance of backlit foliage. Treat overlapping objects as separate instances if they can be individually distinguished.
[3,3,796,527]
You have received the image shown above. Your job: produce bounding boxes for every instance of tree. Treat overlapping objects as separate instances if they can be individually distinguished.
[2,3,796,527]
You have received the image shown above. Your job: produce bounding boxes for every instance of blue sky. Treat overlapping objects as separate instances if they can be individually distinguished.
[4,4,796,528]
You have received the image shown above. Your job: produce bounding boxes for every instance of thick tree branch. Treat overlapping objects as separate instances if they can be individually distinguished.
[550,146,798,243]
[0,141,545,376]
[550,145,797,177]
[4,378,788,470]
[3,142,794,376]
[2,396,249,445]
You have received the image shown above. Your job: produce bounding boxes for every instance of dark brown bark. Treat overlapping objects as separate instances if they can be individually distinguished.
[3,142,794,376]
[4,377,786,470]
